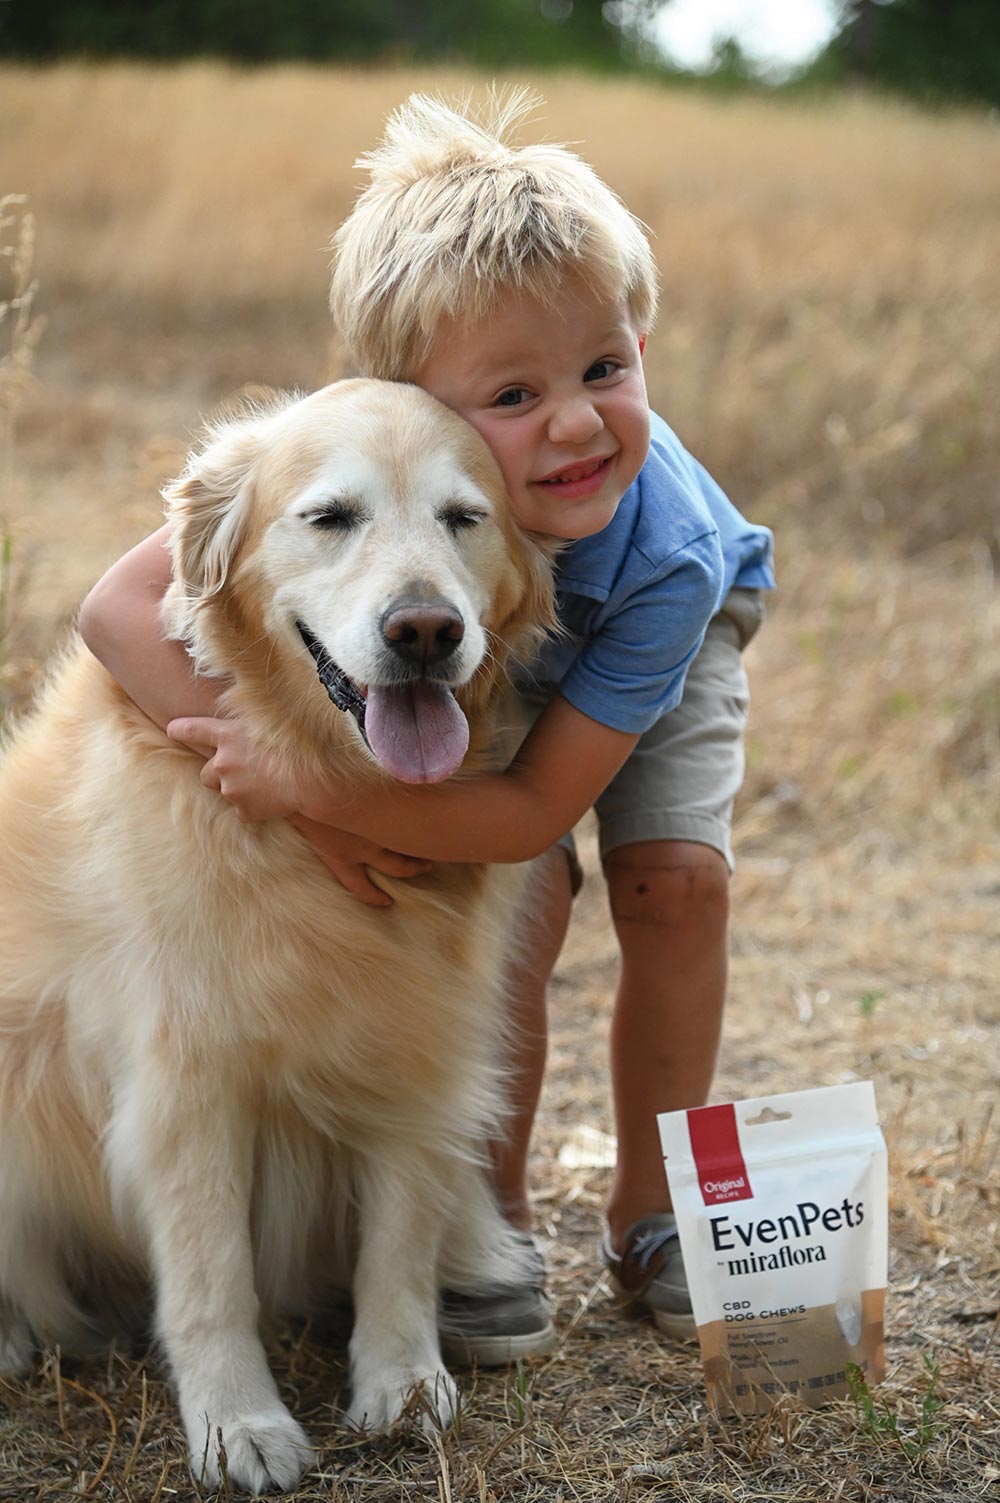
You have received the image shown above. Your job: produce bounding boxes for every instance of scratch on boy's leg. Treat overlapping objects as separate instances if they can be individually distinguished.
[609,861,724,929]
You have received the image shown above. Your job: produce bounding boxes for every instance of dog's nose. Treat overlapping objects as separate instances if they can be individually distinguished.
[381,598,465,666]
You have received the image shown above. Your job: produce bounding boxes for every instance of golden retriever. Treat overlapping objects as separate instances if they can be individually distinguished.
[0,380,555,1493]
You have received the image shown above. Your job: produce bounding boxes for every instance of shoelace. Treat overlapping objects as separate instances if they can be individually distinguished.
[628,1224,680,1272]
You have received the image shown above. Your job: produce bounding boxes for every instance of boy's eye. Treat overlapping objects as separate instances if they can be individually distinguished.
[584,359,620,382]
[493,386,532,409]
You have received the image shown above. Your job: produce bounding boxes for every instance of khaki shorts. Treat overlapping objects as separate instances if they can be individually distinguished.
[522,587,765,888]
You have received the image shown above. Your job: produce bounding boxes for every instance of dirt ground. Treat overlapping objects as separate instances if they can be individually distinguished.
[1,67,998,1503]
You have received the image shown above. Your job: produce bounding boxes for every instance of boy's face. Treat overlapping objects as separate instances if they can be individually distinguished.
[414,279,650,540]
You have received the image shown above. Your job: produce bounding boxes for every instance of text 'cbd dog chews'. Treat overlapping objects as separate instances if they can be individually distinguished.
[659,1082,888,1415]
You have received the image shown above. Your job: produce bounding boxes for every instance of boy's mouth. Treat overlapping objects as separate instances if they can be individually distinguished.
[535,454,615,497]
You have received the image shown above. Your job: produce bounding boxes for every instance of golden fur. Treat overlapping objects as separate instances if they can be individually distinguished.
[0,380,555,1492]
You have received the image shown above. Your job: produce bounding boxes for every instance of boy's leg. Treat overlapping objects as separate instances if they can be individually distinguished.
[593,593,762,1335]
[438,844,572,1365]
[603,838,729,1244]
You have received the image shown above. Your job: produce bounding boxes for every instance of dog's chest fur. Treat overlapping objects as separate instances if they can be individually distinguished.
[0,647,523,1139]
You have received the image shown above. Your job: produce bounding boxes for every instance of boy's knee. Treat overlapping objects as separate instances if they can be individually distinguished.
[605,841,729,931]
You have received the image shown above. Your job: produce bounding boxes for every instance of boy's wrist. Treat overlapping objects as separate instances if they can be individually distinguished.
[298,777,357,830]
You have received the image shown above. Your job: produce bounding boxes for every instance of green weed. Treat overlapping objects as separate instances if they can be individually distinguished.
[885,689,920,718]
[846,1355,943,1460]
[509,1359,533,1426]
[859,989,886,1018]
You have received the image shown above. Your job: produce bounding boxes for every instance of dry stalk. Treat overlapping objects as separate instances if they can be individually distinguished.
[0,193,43,695]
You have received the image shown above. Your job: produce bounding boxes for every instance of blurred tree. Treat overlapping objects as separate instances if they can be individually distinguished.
[641,0,1000,106]
[704,36,756,91]
[10,0,998,106]
[0,0,658,68]
[809,0,1000,108]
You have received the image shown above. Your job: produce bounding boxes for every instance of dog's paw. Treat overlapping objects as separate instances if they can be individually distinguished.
[0,1321,34,1376]
[346,1365,459,1436]
[190,1407,314,1494]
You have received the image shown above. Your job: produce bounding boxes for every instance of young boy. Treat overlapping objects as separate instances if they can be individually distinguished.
[80,93,773,1364]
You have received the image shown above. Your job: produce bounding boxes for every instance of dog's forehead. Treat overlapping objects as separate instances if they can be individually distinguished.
[282,419,494,515]
[300,450,488,513]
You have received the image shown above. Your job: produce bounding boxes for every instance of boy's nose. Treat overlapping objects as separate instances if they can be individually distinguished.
[547,396,603,446]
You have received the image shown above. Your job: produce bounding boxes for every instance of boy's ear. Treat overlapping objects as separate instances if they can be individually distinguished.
[162,415,263,603]
[638,333,647,357]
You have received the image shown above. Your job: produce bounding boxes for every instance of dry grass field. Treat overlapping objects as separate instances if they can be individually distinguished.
[1,64,998,1502]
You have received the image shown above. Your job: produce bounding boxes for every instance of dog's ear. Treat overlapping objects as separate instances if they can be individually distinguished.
[162,412,263,605]
[495,530,561,669]
[461,531,558,726]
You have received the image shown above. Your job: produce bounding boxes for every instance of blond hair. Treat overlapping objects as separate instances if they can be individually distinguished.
[330,90,658,381]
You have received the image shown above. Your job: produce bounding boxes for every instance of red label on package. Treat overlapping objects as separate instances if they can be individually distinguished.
[687,1103,753,1205]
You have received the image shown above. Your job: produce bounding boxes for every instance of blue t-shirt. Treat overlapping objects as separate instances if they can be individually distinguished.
[517,412,774,734]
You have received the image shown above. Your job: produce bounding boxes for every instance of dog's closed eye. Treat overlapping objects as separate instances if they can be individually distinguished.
[309,502,364,532]
[440,506,486,535]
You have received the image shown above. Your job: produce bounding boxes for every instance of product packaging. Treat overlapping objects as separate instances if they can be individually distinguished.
[659,1081,887,1415]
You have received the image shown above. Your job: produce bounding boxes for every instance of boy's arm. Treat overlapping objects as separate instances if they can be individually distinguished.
[78,524,224,727]
[172,694,640,866]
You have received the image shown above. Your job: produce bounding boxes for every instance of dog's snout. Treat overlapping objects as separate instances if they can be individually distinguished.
[381,597,465,667]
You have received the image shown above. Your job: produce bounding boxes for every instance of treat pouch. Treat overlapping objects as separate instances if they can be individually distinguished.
[659,1081,887,1415]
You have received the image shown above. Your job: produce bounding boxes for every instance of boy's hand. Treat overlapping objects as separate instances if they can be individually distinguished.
[288,817,431,908]
[166,715,431,905]
[167,715,301,822]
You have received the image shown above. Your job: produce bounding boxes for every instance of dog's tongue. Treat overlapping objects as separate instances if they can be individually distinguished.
[364,681,469,784]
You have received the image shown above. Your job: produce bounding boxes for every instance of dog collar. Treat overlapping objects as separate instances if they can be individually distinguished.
[296,622,368,736]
